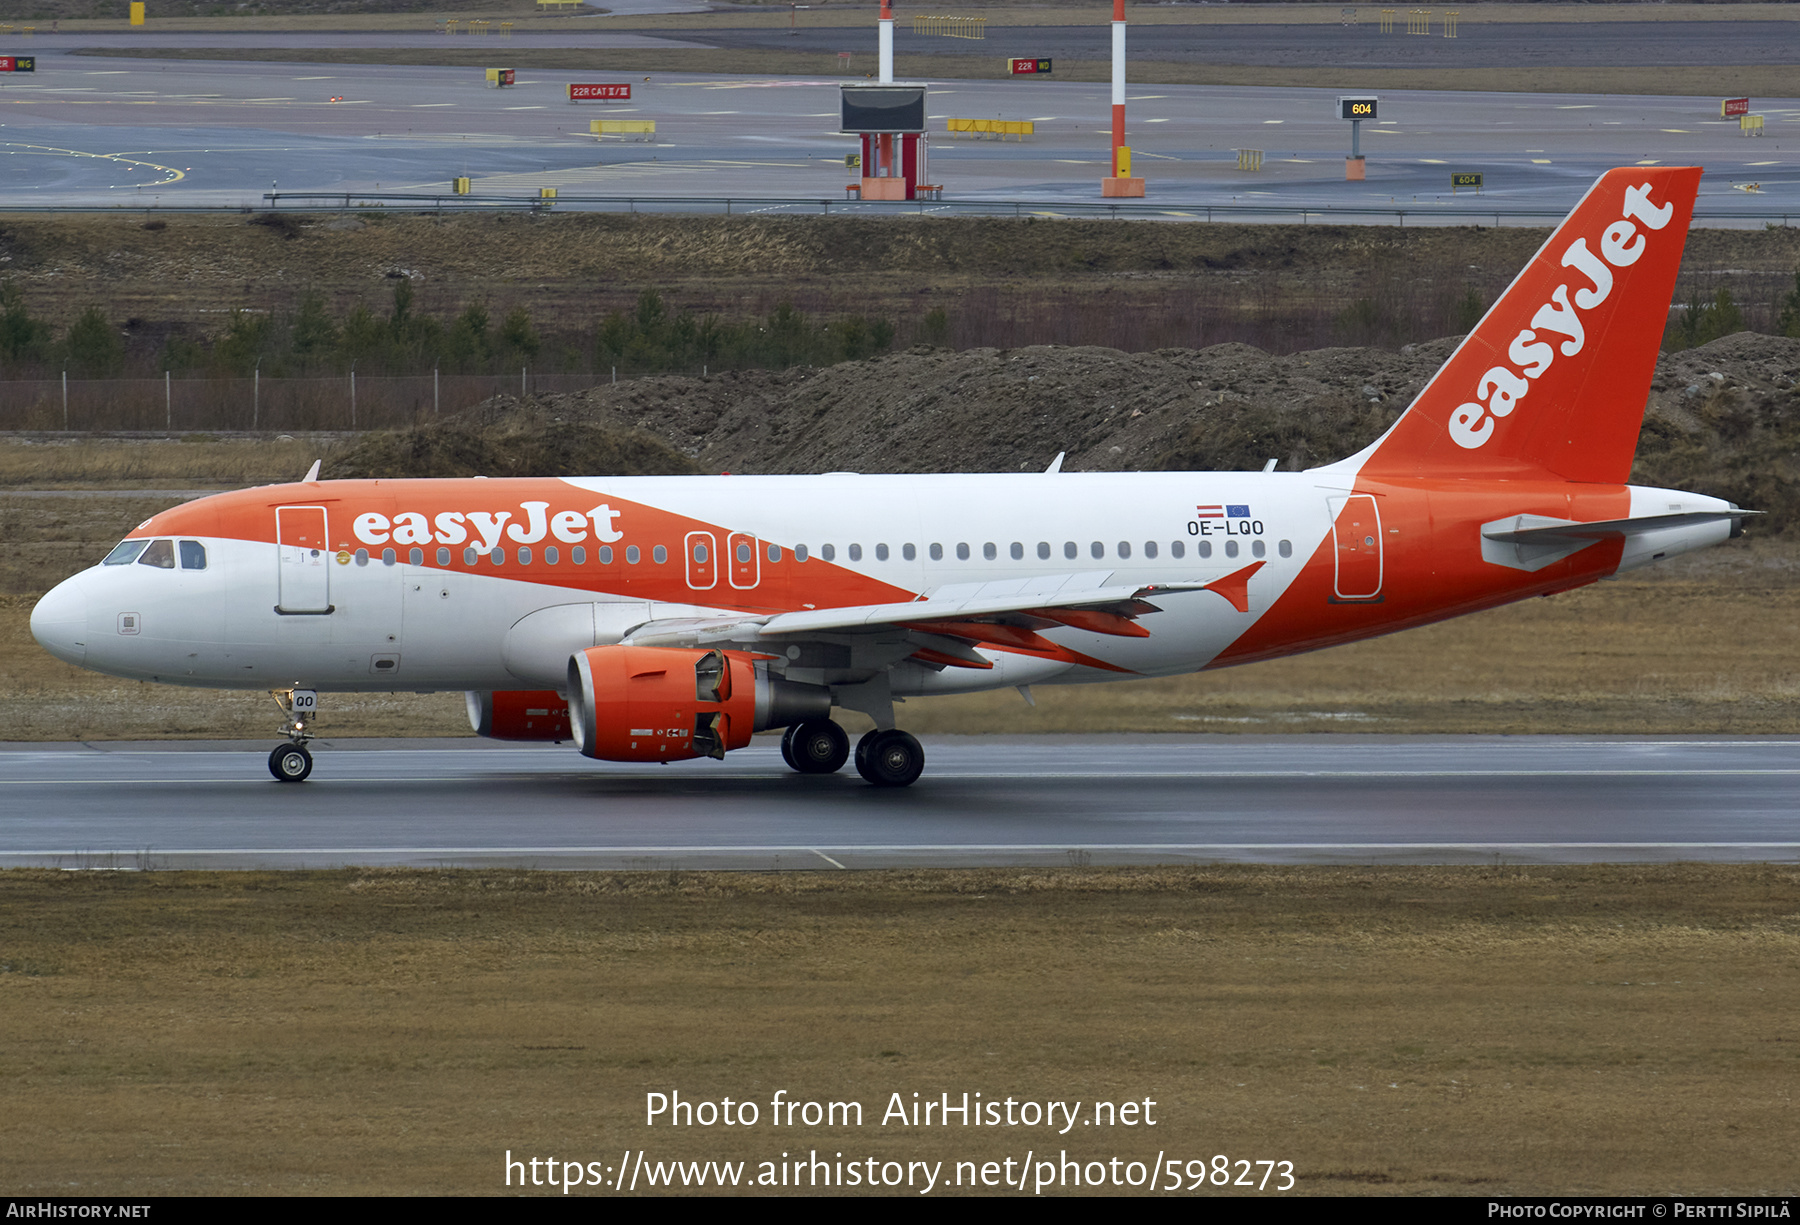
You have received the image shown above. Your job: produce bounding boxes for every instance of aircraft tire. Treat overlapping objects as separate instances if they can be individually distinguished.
[786,719,850,774]
[853,729,924,788]
[269,743,313,783]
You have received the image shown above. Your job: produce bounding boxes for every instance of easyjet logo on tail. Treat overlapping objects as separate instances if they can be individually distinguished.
[1448,183,1675,450]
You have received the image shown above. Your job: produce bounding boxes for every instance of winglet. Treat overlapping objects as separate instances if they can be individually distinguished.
[1045,452,1065,474]
[302,460,321,484]
[1202,560,1266,614]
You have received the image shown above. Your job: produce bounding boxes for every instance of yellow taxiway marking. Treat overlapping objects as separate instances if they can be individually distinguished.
[0,141,185,186]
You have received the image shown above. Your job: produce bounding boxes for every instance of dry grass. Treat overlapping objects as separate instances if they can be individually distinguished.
[1,864,1796,1196]
[0,436,327,491]
[78,44,1800,97]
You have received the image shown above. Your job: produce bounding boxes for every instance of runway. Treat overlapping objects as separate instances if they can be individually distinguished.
[2,735,1795,870]
[0,47,1795,217]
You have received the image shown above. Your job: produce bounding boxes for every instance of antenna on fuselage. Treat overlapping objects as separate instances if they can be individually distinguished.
[302,460,321,484]
[1045,452,1065,474]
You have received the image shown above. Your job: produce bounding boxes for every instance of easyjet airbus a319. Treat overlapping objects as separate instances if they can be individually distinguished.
[31,167,1748,786]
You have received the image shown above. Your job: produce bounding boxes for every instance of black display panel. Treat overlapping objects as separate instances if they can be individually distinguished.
[841,86,926,133]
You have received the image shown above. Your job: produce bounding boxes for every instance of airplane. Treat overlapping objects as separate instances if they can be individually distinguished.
[30,166,1749,787]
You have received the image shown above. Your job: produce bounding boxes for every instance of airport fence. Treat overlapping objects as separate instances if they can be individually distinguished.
[0,371,603,433]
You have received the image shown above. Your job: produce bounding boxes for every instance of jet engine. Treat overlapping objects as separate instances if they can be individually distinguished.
[465,689,573,741]
[567,645,829,762]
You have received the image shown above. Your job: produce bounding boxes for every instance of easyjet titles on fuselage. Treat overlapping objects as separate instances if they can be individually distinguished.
[350,501,627,552]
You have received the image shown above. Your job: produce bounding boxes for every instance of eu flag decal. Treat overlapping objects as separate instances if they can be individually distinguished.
[1226,504,1251,518]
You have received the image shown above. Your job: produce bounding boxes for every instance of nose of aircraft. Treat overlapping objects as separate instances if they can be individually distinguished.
[30,574,90,667]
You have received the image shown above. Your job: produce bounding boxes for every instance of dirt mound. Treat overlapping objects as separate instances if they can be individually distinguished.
[321,411,699,481]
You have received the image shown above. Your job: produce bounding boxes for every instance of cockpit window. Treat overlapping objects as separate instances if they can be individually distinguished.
[136,539,176,569]
[179,540,207,570]
[102,540,149,566]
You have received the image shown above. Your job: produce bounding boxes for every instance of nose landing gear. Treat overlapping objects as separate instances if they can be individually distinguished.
[269,742,313,782]
[268,687,318,783]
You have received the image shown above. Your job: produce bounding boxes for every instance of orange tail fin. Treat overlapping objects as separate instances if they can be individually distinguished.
[1340,166,1701,484]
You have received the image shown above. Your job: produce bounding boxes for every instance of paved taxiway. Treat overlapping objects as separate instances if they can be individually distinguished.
[1,48,1795,216]
[2,736,1794,870]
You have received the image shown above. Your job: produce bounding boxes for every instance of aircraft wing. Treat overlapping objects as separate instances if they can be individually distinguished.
[621,562,1267,661]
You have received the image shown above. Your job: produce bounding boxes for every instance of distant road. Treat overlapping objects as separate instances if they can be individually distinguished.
[1,735,1794,869]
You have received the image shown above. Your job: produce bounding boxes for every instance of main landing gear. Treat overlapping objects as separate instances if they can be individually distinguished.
[779,719,924,787]
[854,728,925,788]
[781,719,850,775]
[268,687,318,783]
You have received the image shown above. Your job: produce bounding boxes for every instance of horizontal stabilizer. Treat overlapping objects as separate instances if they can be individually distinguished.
[1481,509,1753,545]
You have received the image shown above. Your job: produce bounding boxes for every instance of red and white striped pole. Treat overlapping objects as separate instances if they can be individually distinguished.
[1111,0,1125,175]
[879,0,893,84]
[1102,0,1142,195]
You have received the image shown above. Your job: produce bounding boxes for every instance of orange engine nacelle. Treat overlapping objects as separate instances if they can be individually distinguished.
[465,690,574,741]
[569,645,815,763]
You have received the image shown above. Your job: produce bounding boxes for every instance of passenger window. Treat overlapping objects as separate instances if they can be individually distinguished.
[104,540,149,566]
[438,547,450,566]
[490,548,505,565]
[625,546,640,564]
[137,539,176,569]
[1278,540,1292,558]
[983,543,997,561]
[929,543,944,561]
[1171,541,1185,559]
[766,543,781,563]
[875,543,889,561]
[355,548,370,567]
[821,544,836,562]
[518,547,532,566]
[382,547,396,565]
[795,544,809,562]
[546,546,559,565]
[1144,541,1157,559]
[464,547,478,566]
[1252,540,1266,559]
[1225,540,1239,558]
[409,547,424,566]
[736,542,751,563]
[956,543,970,561]
[1117,541,1131,559]
[573,546,587,565]
[693,542,709,563]
[903,543,916,561]
[848,543,863,562]
[1090,541,1105,560]
[1010,542,1024,560]
[1064,541,1077,560]
[652,545,668,564]
[1038,542,1051,560]
[1197,541,1211,558]
[600,546,614,564]
[178,540,207,570]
